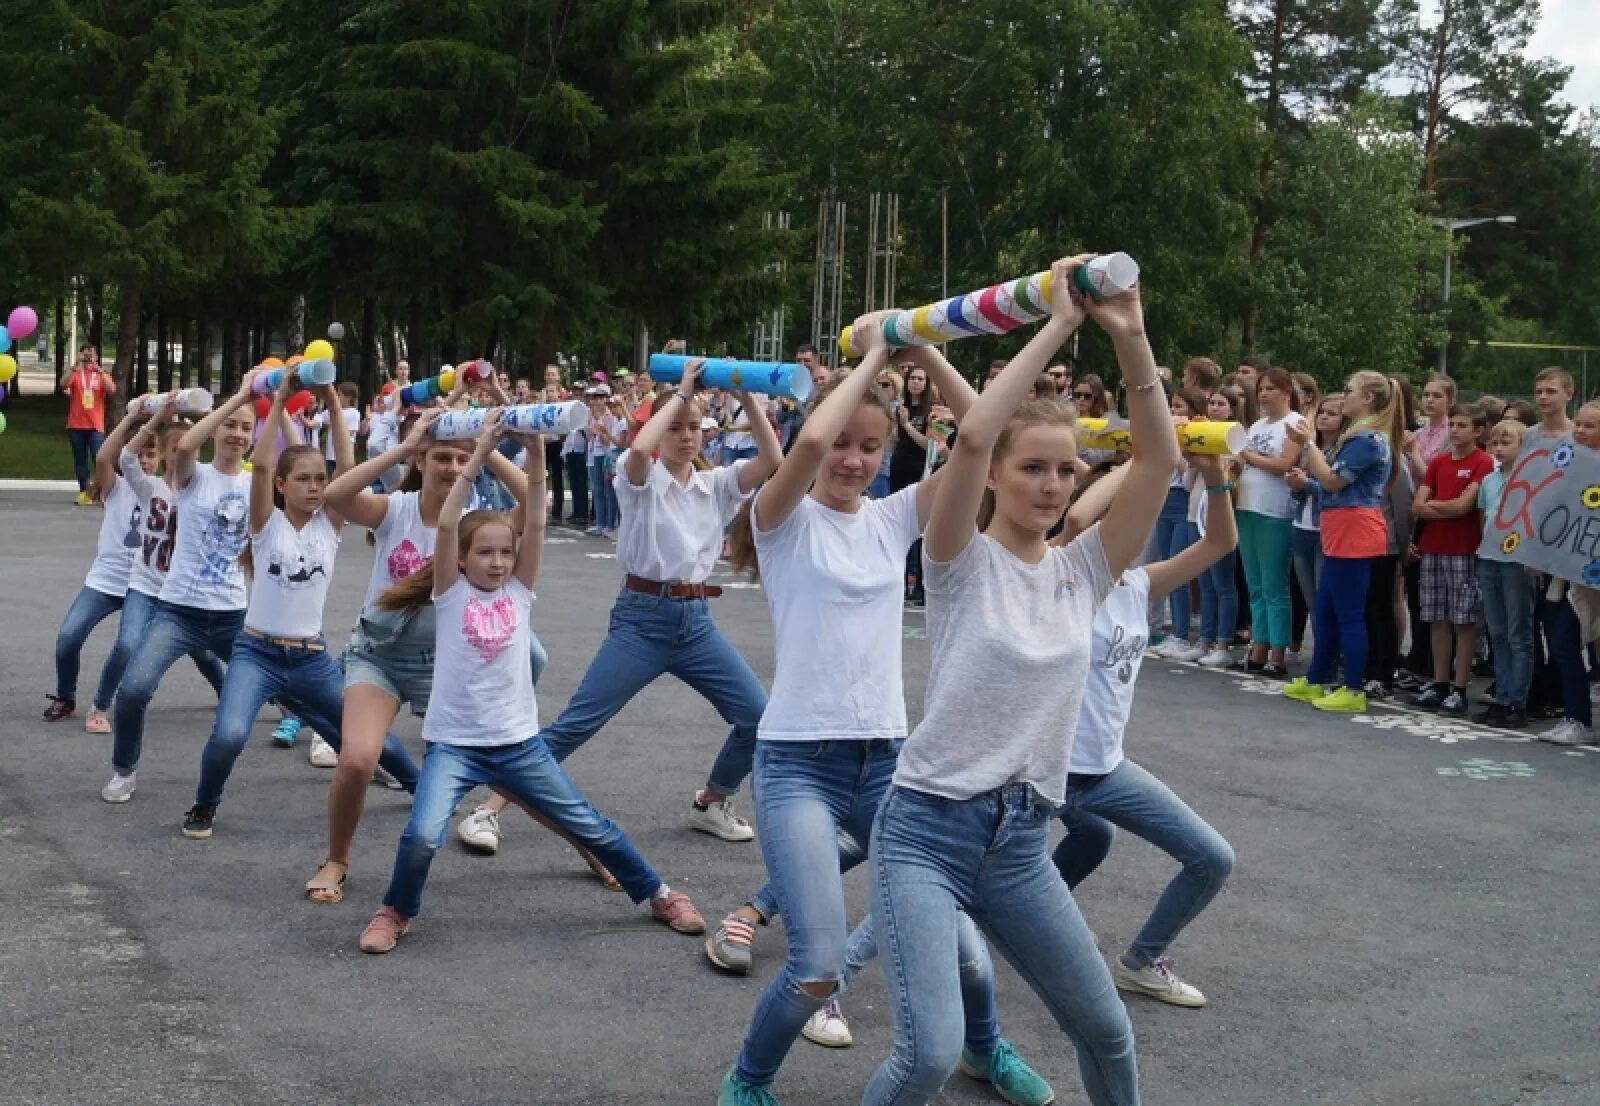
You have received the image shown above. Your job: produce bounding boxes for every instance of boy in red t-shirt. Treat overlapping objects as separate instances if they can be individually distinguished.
[1412,406,1494,714]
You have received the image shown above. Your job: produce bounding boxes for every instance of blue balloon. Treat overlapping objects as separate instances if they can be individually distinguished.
[0,325,10,354]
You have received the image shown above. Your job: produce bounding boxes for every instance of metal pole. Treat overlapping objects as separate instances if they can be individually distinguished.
[1437,236,1453,376]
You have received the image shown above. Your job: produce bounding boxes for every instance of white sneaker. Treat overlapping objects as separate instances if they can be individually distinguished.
[100,772,137,804]
[1198,647,1235,668]
[372,766,405,791]
[687,797,755,842]
[801,999,854,1048]
[1539,719,1593,747]
[1285,649,1305,666]
[456,806,502,854]
[1163,640,1206,662]
[1112,955,1207,1008]
[308,733,339,768]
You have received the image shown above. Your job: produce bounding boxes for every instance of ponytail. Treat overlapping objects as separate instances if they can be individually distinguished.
[726,499,760,580]
[1339,370,1405,489]
[377,563,437,611]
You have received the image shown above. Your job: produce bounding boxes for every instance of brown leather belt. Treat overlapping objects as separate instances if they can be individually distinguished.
[241,627,327,651]
[624,574,723,600]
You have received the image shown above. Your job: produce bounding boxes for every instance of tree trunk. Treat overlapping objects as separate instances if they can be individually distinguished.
[111,281,142,401]
[287,293,306,352]
[360,295,379,401]
[1240,0,1288,356]
[219,315,233,395]
[135,311,150,395]
[197,310,212,391]
[180,315,196,388]
[54,298,67,385]
[156,308,172,392]
[89,285,105,354]
[1420,6,1451,199]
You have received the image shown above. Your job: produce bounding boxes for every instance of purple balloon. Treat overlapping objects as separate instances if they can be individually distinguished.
[0,383,8,404]
[6,306,38,341]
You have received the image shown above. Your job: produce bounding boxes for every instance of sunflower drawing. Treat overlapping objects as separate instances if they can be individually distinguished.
[1582,484,1600,509]
[1585,561,1600,587]
[1553,443,1575,469]
[1501,533,1521,555]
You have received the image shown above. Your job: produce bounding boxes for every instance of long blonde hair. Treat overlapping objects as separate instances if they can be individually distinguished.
[726,372,899,581]
[376,510,515,611]
[1337,370,1405,488]
[977,399,1077,531]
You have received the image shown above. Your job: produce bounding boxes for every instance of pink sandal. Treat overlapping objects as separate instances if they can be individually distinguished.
[85,709,111,735]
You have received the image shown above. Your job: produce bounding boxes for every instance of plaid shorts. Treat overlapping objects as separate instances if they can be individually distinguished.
[1421,554,1482,624]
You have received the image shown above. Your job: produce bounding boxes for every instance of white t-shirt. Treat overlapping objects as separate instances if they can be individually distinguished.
[754,486,921,742]
[612,455,749,582]
[119,450,180,597]
[895,526,1115,805]
[1071,567,1152,775]
[423,576,537,747]
[361,491,437,612]
[722,399,759,450]
[245,509,340,638]
[83,479,141,597]
[1237,415,1296,518]
[160,464,252,611]
[313,408,361,462]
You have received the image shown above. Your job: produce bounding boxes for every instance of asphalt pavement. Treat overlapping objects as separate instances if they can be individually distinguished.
[1,487,1596,1106]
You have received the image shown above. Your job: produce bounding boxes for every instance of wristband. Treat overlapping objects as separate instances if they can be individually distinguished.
[1128,379,1160,393]
[1206,482,1235,495]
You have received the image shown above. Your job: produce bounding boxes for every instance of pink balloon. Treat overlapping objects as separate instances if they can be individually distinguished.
[6,306,37,341]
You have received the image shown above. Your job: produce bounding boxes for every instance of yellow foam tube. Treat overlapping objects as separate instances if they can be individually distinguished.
[1076,419,1245,455]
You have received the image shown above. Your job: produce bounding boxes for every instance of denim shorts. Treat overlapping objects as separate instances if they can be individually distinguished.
[343,604,437,715]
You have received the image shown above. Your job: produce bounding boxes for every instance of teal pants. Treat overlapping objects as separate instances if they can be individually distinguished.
[1238,510,1293,650]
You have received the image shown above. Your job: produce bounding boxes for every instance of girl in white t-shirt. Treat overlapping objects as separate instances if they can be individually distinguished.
[712,326,1057,1105]
[453,360,781,876]
[312,389,541,904]
[1050,456,1238,1011]
[862,257,1177,1106]
[102,373,261,804]
[356,413,703,954]
[1234,366,1304,676]
[180,375,418,841]
[45,405,164,728]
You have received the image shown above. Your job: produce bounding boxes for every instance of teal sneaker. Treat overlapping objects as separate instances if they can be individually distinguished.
[271,716,302,748]
[718,1068,779,1106]
[960,1039,1055,1106]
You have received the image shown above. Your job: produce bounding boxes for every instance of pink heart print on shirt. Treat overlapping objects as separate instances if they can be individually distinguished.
[462,594,516,662]
[387,539,429,582]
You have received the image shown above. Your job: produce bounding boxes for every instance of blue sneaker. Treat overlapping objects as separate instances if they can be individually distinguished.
[718,1069,778,1106]
[271,717,302,748]
[960,1039,1055,1106]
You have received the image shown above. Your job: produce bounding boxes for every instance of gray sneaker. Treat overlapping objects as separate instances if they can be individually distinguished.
[1112,955,1207,1008]
[100,772,136,804]
[704,913,756,974]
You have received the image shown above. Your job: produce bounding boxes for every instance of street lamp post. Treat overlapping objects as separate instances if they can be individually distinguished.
[1436,215,1516,375]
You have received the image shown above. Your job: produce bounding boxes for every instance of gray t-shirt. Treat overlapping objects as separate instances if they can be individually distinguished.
[894,524,1114,805]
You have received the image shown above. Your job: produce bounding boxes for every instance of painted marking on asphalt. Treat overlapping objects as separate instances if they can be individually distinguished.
[1436,758,1536,780]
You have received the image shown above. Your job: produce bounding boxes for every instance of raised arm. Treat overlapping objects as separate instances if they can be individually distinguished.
[755,318,892,532]
[624,359,704,486]
[175,372,258,491]
[250,376,295,534]
[326,408,444,530]
[484,435,537,534]
[1054,462,1129,547]
[513,435,546,589]
[1085,273,1181,578]
[1144,455,1237,599]
[323,385,357,531]
[924,257,1088,563]
[734,392,782,493]
[432,412,502,598]
[95,404,149,495]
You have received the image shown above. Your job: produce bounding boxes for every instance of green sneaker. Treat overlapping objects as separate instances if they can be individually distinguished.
[1283,677,1324,702]
[718,1068,779,1106]
[1312,686,1367,713]
[960,1039,1055,1106]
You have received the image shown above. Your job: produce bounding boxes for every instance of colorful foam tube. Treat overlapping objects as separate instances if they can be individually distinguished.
[837,253,1139,358]
[1077,418,1245,456]
[648,354,814,403]
[432,402,591,441]
[252,358,336,395]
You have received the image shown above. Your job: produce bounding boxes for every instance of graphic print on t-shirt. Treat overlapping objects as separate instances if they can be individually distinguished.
[199,492,250,585]
[387,538,430,582]
[462,594,515,661]
[123,505,143,549]
[265,534,333,589]
[1098,622,1147,684]
[140,496,177,575]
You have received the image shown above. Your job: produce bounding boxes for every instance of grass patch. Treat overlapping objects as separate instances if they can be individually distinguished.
[0,396,79,480]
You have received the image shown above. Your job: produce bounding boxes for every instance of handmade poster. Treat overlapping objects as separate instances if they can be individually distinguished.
[1478,436,1600,586]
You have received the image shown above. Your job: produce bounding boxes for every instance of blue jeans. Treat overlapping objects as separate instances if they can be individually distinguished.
[1053,760,1234,964]
[865,784,1139,1106]
[1198,550,1238,645]
[68,427,105,491]
[1291,526,1322,621]
[1479,560,1534,709]
[383,738,663,917]
[1154,489,1194,639]
[1539,594,1590,726]
[589,458,618,529]
[195,634,419,806]
[1307,555,1371,691]
[564,453,589,522]
[540,589,766,796]
[841,913,999,1055]
[721,443,758,467]
[112,601,244,775]
[54,586,125,708]
[108,589,226,709]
